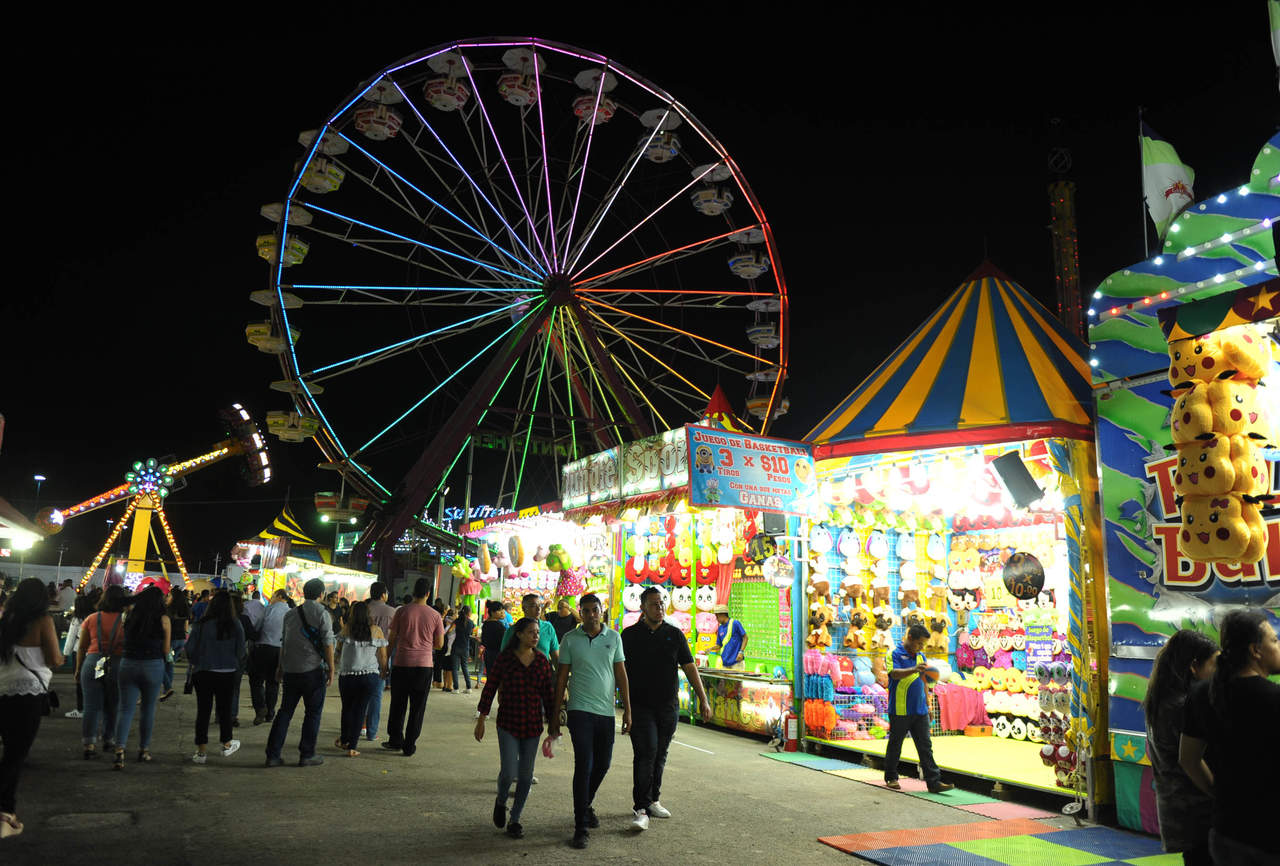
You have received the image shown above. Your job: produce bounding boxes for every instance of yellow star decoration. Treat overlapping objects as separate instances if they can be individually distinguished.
[1250,286,1278,315]
[1118,737,1139,760]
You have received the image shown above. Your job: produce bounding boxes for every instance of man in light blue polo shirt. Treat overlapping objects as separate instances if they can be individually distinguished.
[549,594,632,850]
[499,593,559,663]
[884,623,952,794]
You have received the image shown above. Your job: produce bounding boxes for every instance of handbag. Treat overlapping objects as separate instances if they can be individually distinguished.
[94,613,122,680]
[13,652,58,715]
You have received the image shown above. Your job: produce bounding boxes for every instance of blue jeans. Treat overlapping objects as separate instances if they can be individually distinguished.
[80,653,119,746]
[451,654,472,691]
[265,669,326,760]
[164,639,186,691]
[566,710,615,831]
[339,672,381,749]
[115,658,164,751]
[364,673,386,740]
[497,728,539,823]
[884,713,940,785]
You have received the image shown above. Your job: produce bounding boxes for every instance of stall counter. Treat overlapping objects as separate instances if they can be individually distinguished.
[678,668,792,737]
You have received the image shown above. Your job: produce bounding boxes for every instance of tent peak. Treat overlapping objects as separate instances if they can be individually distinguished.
[964,260,1015,283]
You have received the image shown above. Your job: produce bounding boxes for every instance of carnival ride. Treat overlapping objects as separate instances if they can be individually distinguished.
[251,37,791,571]
[34,405,271,589]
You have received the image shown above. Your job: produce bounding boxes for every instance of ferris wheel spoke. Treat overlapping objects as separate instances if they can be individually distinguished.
[306,298,532,380]
[336,131,542,280]
[563,108,674,274]
[355,301,547,455]
[459,53,552,271]
[569,145,722,281]
[578,296,769,366]
[297,222,516,290]
[573,224,758,289]
[511,307,557,504]
[559,65,608,266]
[529,49,559,269]
[576,287,774,302]
[299,201,534,285]
[577,305,711,401]
[393,81,547,275]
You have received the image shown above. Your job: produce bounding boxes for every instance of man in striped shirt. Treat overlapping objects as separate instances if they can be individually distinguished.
[884,623,952,793]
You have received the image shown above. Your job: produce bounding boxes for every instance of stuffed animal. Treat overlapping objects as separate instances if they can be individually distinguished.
[866,530,888,560]
[898,574,919,609]
[839,574,865,604]
[925,613,949,654]
[807,601,835,648]
[870,574,891,605]
[903,608,926,629]
[844,609,869,650]
[1176,494,1267,562]
[871,605,895,650]
[1167,333,1223,387]
[809,524,833,554]
[671,585,693,612]
[925,582,948,613]
[695,584,716,610]
[1205,376,1272,439]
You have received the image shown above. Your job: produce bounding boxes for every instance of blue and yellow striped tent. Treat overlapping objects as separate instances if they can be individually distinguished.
[807,264,1094,458]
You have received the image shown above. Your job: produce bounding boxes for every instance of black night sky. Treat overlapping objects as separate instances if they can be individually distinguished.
[4,9,1276,572]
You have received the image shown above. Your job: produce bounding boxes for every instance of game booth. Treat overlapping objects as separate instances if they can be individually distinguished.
[228,506,378,598]
[1090,133,1279,834]
[799,265,1110,807]
[554,421,808,738]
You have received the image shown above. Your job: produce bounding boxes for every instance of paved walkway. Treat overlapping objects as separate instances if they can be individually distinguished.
[7,667,1073,864]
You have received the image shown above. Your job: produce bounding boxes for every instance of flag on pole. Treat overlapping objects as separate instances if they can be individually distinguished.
[1141,123,1195,242]
[1270,0,1280,74]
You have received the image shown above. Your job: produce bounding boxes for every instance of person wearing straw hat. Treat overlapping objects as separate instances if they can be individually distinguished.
[711,605,747,670]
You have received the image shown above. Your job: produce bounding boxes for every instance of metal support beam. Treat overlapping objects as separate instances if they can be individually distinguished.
[565,301,653,441]
[353,303,552,568]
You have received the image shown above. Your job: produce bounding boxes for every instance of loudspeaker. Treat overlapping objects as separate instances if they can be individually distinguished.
[992,451,1044,509]
[761,512,787,536]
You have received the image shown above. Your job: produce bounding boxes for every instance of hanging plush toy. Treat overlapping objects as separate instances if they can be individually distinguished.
[925,613,950,654]
[844,608,869,650]
[870,605,895,650]
[507,536,525,568]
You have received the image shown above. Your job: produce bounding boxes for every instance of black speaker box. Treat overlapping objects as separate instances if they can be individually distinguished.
[992,451,1044,509]
[761,511,787,536]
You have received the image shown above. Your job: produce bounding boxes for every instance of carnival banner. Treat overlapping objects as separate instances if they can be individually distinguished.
[686,425,815,514]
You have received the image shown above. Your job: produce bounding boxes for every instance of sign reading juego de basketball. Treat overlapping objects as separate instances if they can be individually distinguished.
[685,424,815,514]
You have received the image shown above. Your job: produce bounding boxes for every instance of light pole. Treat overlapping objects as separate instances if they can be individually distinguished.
[33,474,46,512]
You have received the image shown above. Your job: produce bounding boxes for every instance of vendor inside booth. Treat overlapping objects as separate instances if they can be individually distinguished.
[801,265,1109,807]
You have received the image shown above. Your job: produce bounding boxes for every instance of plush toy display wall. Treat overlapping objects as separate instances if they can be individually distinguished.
[1167,324,1276,563]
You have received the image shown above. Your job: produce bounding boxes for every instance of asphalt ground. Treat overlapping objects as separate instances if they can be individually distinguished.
[4,664,1078,865]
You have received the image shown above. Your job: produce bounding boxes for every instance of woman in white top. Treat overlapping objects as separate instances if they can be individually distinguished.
[334,602,388,757]
[0,578,65,839]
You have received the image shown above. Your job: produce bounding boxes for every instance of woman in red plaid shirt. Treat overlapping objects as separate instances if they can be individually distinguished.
[474,617,555,839]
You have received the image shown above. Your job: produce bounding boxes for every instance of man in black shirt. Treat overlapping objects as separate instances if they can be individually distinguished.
[621,586,711,832]
[545,598,578,643]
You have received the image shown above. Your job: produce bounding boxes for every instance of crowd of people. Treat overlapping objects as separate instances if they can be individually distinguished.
[16,574,1277,858]
[0,573,726,849]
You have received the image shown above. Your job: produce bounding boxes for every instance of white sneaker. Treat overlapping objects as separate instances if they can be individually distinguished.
[630,809,649,831]
[64,709,83,719]
[222,740,241,758]
[531,776,538,785]
[192,752,207,765]
[647,801,671,818]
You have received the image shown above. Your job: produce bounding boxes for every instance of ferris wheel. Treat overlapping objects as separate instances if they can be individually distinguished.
[251,37,789,560]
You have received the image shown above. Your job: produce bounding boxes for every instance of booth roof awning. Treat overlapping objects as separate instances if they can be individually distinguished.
[0,496,44,546]
[806,264,1095,458]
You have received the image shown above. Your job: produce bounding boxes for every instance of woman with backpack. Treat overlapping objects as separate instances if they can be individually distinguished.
[185,591,245,763]
[0,577,65,838]
[75,586,128,759]
[111,586,171,768]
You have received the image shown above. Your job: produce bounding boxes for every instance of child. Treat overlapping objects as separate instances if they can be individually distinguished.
[883,623,953,793]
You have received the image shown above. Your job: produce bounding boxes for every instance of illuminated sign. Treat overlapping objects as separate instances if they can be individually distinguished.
[561,448,620,509]
[619,429,688,497]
